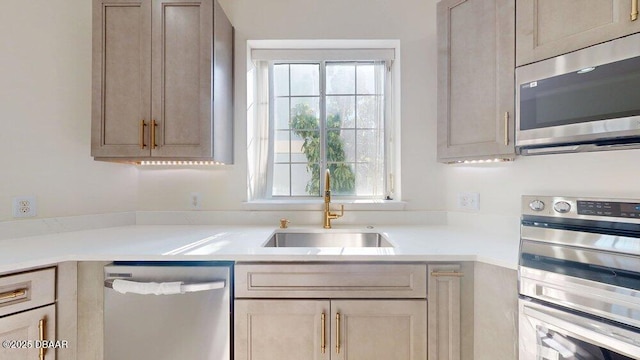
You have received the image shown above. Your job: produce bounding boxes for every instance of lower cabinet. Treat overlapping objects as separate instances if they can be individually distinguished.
[234,299,427,360]
[0,304,56,360]
[428,264,462,360]
[0,267,57,360]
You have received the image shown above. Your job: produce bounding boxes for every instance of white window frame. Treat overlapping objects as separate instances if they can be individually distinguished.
[246,40,402,207]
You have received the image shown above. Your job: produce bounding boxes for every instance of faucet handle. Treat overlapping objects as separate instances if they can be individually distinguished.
[336,205,344,218]
[279,218,290,229]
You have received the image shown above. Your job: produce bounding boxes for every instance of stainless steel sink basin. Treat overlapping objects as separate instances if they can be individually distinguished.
[263,232,393,248]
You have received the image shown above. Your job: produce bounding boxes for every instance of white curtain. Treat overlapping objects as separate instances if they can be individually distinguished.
[247,61,270,200]
[368,60,386,198]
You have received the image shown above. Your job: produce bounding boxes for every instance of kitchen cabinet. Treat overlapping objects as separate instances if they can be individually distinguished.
[0,268,57,360]
[516,0,640,66]
[0,305,56,360]
[428,264,462,360]
[234,263,428,360]
[436,0,515,163]
[91,0,233,163]
[234,299,427,360]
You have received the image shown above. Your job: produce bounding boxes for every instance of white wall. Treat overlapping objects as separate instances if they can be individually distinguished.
[137,0,446,212]
[0,0,137,222]
[444,150,640,216]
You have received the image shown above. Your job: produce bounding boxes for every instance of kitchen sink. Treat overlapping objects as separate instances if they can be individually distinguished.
[262,232,393,248]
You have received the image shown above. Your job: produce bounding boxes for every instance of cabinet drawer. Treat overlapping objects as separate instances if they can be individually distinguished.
[0,268,55,317]
[235,263,427,298]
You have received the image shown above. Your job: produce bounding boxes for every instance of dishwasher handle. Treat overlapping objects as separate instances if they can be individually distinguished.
[104,279,225,295]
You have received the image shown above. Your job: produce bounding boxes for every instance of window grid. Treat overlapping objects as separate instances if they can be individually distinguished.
[270,61,385,198]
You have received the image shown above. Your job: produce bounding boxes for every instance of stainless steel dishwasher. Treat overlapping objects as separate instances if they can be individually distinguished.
[104,262,232,360]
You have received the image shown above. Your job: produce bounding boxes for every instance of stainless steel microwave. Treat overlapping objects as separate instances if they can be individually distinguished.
[516,33,640,155]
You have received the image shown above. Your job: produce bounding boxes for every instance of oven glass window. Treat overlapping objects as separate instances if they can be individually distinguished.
[519,55,640,131]
[536,326,633,359]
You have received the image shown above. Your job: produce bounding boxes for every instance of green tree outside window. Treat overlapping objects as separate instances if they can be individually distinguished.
[289,103,355,195]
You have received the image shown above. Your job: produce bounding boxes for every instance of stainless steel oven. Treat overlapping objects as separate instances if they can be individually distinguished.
[519,195,640,359]
[515,33,640,155]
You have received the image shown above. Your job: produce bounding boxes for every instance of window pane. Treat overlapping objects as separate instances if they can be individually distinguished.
[290,64,319,96]
[356,95,383,129]
[356,163,384,196]
[357,130,383,162]
[326,96,355,128]
[291,163,319,196]
[327,63,355,94]
[273,64,289,96]
[272,164,290,196]
[357,64,378,94]
[291,97,320,130]
[274,97,290,129]
[267,59,387,199]
[327,129,355,163]
[273,130,290,162]
[329,163,356,196]
[291,130,319,163]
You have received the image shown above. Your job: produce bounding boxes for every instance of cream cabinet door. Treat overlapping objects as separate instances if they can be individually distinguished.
[91,0,152,158]
[92,0,233,162]
[331,300,427,360]
[0,304,56,360]
[437,0,515,163]
[150,0,214,158]
[516,0,640,66]
[234,299,329,360]
[428,265,462,360]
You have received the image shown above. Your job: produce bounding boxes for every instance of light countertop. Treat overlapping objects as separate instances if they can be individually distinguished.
[0,223,520,274]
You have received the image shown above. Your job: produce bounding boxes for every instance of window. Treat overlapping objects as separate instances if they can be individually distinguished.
[247,42,398,202]
[271,61,386,198]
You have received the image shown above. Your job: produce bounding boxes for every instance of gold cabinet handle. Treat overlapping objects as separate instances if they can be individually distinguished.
[632,0,638,21]
[139,120,147,149]
[504,111,509,146]
[151,120,157,149]
[39,318,46,360]
[431,271,464,277]
[0,288,27,301]
[321,313,326,354]
[336,313,341,354]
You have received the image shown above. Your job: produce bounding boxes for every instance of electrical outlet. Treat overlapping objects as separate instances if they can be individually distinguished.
[12,196,37,218]
[190,192,202,210]
[457,192,480,211]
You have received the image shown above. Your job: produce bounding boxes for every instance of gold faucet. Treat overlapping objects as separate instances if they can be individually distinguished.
[323,169,344,229]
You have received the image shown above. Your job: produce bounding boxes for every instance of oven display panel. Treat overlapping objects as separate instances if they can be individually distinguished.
[577,201,640,218]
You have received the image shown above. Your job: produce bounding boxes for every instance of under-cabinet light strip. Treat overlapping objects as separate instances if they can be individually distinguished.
[454,158,512,164]
[137,161,225,166]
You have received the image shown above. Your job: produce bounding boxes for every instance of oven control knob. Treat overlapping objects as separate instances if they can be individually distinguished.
[554,201,571,213]
[529,200,545,211]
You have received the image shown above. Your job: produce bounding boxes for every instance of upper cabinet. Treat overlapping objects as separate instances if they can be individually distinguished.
[516,0,640,66]
[437,0,515,163]
[91,0,233,163]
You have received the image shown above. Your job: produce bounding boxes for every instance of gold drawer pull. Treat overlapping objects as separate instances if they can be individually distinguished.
[39,318,46,360]
[431,271,464,277]
[632,0,638,21]
[0,288,27,301]
[321,313,326,354]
